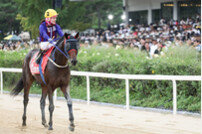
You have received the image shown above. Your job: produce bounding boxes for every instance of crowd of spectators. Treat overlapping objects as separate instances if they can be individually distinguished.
[1,16,201,59]
[0,40,38,51]
[80,16,201,58]
[0,41,24,51]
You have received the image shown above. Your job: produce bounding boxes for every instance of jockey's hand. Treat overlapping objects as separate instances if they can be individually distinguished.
[48,38,54,44]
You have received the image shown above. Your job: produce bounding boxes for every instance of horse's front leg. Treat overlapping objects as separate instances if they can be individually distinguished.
[48,90,54,130]
[61,86,75,131]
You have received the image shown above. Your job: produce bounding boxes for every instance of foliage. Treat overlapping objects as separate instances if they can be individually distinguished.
[14,0,69,38]
[14,0,123,38]
[0,46,201,112]
[61,1,90,31]
[57,0,123,30]
[0,0,21,39]
[83,0,123,29]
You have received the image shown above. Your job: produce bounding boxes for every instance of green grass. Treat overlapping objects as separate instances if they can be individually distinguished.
[1,45,201,112]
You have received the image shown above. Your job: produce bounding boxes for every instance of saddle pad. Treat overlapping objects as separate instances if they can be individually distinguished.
[30,47,54,75]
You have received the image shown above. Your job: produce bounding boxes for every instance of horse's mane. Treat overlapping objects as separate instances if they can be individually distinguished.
[55,36,64,46]
[55,33,70,47]
[55,32,79,47]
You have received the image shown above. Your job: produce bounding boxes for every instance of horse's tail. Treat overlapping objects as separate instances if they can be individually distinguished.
[10,77,24,96]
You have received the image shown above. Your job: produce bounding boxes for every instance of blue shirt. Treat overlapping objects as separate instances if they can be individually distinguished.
[39,22,64,42]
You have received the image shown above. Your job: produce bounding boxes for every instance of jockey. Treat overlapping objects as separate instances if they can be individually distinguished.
[36,9,64,64]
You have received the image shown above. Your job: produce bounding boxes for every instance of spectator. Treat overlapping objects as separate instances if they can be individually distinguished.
[193,40,201,52]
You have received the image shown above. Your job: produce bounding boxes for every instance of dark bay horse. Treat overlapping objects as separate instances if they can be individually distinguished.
[10,33,79,131]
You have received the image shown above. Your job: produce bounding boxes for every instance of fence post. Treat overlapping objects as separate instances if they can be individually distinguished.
[86,76,90,105]
[54,89,57,102]
[172,80,177,115]
[0,71,3,94]
[125,79,129,110]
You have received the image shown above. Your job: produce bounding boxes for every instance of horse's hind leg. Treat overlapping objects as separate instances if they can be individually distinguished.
[22,81,33,126]
[48,89,54,130]
[61,86,75,131]
[22,51,35,126]
[40,87,48,127]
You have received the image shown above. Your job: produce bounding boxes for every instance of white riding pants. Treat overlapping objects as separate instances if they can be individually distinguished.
[40,42,56,50]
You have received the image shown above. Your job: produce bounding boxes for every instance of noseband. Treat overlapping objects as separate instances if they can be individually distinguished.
[64,38,79,58]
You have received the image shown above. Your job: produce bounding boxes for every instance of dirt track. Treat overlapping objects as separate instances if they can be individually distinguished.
[0,94,201,134]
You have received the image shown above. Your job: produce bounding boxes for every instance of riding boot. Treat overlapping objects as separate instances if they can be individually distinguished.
[36,50,45,64]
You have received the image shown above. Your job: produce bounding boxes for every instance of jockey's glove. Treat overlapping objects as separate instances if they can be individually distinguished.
[48,38,54,44]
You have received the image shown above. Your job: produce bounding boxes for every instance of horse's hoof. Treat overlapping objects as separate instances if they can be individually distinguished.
[69,125,75,132]
[48,127,53,130]
[22,123,26,126]
[42,123,48,128]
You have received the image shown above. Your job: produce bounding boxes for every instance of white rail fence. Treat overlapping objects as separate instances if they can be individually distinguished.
[0,68,201,117]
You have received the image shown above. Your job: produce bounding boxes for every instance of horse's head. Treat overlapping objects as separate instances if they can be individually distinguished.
[63,32,80,66]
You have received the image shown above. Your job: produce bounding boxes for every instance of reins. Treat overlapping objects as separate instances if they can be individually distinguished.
[47,37,78,68]
[47,56,69,68]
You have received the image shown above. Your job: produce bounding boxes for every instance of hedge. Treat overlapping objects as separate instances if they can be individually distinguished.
[0,45,201,112]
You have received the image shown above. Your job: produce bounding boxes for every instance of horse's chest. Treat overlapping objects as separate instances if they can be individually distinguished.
[56,73,68,81]
[47,68,70,86]
[53,72,69,84]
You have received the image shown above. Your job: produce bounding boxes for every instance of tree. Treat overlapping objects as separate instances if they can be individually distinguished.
[86,0,123,30]
[0,0,21,39]
[62,0,123,30]
[15,0,62,39]
[15,0,123,39]
[58,1,91,31]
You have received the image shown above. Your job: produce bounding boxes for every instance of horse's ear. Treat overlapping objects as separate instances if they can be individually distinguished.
[64,33,70,39]
[74,32,79,39]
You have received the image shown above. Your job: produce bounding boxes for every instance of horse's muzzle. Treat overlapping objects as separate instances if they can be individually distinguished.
[68,49,77,66]
[71,59,77,66]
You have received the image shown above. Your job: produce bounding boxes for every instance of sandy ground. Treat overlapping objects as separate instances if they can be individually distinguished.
[0,94,201,134]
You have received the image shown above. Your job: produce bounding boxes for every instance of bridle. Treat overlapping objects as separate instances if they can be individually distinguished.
[64,38,79,58]
[48,37,79,68]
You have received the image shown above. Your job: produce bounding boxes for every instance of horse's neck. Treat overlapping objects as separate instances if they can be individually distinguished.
[54,45,68,65]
